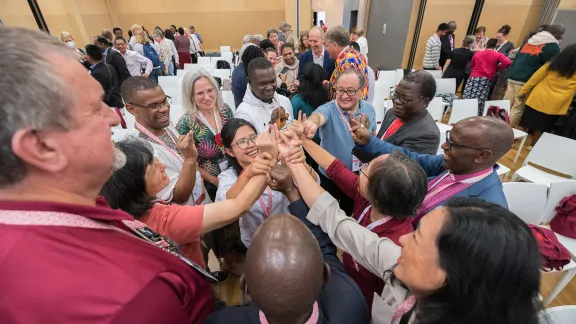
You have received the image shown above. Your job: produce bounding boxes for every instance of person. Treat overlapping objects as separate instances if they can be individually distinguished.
[320,20,328,32]
[267,28,284,56]
[163,29,180,72]
[175,27,192,67]
[264,47,278,65]
[101,138,273,269]
[442,35,475,90]
[350,27,368,56]
[190,25,203,44]
[184,27,203,63]
[298,29,310,56]
[0,26,215,323]
[60,31,84,56]
[274,43,299,90]
[350,41,375,101]
[121,77,208,206]
[301,69,376,215]
[177,69,235,201]
[94,35,131,87]
[471,26,488,51]
[291,63,329,121]
[285,146,542,324]
[129,24,143,50]
[505,24,565,128]
[518,43,576,147]
[113,27,123,39]
[440,21,457,68]
[350,116,513,225]
[132,33,163,82]
[152,29,174,75]
[298,26,336,80]
[170,24,179,36]
[278,21,292,42]
[234,58,294,134]
[423,23,449,70]
[377,71,440,154]
[490,25,515,100]
[85,44,124,108]
[231,44,265,108]
[115,37,153,78]
[463,38,511,115]
[300,129,428,311]
[325,25,369,100]
[102,29,114,44]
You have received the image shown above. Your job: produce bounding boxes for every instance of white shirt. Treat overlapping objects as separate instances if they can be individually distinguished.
[165,38,179,64]
[216,168,290,248]
[313,46,325,67]
[234,86,294,134]
[356,36,368,56]
[120,49,153,76]
[189,34,202,54]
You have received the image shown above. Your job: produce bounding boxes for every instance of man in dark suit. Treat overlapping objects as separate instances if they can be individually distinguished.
[95,36,131,96]
[298,26,335,80]
[440,21,457,68]
[85,45,124,108]
[376,71,440,154]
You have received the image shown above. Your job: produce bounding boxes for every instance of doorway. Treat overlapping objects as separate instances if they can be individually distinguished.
[314,11,326,26]
[350,10,358,32]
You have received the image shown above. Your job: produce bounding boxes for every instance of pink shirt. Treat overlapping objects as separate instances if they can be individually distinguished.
[469,50,511,81]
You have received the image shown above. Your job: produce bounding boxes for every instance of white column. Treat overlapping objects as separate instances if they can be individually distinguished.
[357,0,368,30]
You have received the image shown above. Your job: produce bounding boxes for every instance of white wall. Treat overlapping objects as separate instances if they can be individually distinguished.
[342,0,360,30]
[313,0,344,27]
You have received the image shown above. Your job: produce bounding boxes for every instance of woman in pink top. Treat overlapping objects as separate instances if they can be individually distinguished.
[463,38,511,115]
[100,137,278,269]
[267,28,284,56]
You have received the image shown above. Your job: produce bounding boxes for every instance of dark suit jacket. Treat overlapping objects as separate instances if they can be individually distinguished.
[205,200,369,324]
[440,33,455,68]
[105,48,131,93]
[298,49,335,80]
[91,62,124,108]
[376,109,440,155]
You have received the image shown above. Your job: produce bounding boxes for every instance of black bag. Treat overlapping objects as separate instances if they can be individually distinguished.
[216,60,231,69]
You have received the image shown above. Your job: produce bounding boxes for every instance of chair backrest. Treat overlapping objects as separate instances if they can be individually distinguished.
[111,128,131,142]
[483,100,510,117]
[158,76,182,105]
[177,69,191,77]
[435,122,452,154]
[378,70,397,87]
[502,182,548,225]
[122,110,136,129]
[199,64,215,74]
[523,132,576,177]
[212,69,231,80]
[169,104,184,127]
[426,70,443,79]
[427,97,444,121]
[447,99,478,125]
[198,57,211,65]
[221,90,236,111]
[540,306,576,324]
[220,46,232,53]
[395,69,404,84]
[542,180,576,223]
[184,63,199,71]
[435,78,456,95]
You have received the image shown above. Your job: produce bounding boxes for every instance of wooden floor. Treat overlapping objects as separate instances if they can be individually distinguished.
[207,131,576,308]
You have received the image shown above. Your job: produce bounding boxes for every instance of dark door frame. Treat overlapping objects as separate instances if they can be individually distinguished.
[27,0,50,32]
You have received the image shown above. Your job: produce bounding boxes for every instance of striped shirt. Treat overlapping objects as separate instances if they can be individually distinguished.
[423,34,442,69]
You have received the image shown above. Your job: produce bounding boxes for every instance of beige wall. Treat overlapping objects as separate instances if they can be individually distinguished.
[0,0,42,30]
[559,0,576,8]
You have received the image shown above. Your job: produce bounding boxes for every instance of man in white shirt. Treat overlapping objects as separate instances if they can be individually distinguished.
[350,28,368,57]
[298,26,335,80]
[115,37,153,77]
[423,23,449,70]
[235,57,293,134]
[189,31,203,64]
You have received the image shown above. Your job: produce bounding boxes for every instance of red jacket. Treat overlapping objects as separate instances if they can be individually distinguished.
[0,199,214,324]
[469,49,511,81]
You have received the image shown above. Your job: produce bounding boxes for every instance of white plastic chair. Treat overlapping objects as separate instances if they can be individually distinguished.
[483,99,529,163]
[502,182,548,225]
[435,122,452,155]
[177,69,191,78]
[158,76,182,105]
[212,69,231,80]
[541,306,576,324]
[122,110,136,129]
[395,69,404,84]
[111,128,131,142]
[220,46,231,53]
[427,97,444,122]
[169,105,185,127]
[198,57,211,66]
[215,53,233,67]
[426,70,443,79]
[435,78,456,95]
[496,163,510,181]
[512,133,576,186]
[542,180,576,223]
[447,99,478,125]
[184,63,199,71]
[221,90,236,111]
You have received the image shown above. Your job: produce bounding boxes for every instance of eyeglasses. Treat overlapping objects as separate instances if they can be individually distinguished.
[130,96,171,110]
[234,133,258,149]
[335,88,361,96]
[391,90,420,104]
[359,162,370,179]
[445,130,490,151]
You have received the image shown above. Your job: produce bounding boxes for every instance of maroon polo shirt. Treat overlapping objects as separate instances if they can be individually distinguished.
[326,159,413,312]
[0,199,214,323]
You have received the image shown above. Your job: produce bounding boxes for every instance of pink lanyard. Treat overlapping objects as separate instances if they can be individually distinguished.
[135,122,183,163]
[258,186,273,218]
[391,295,416,323]
[356,206,393,231]
[423,169,493,205]
[335,104,353,130]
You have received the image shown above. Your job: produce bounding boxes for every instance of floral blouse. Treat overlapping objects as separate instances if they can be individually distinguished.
[176,104,234,177]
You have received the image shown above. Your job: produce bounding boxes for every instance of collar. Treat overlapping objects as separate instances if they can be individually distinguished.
[0,197,134,222]
[259,302,319,324]
[90,62,101,70]
[104,47,110,56]
[312,47,325,59]
[449,167,493,183]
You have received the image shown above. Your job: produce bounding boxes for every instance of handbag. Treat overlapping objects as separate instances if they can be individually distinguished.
[550,194,576,239]
[528,224,571,271]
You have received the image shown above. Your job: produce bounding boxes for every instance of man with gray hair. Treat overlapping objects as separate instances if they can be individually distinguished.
[0,27,214,322]
[324,25,369,100]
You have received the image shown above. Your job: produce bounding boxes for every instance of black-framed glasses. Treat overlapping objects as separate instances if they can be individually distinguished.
[445,130,490,151]
[234,133,258,149]
[359,162,370,179]
[130,96,171,110]
[391,90,420,104]
[335,88,361,96]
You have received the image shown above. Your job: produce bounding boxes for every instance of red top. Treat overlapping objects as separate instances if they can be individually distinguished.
[382,118,405,139]
[140,204,205,268]
[326,159,413,311]
[469,50,511,81]
[0,199,214,324]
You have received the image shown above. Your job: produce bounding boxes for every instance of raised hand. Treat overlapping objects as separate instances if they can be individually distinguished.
[349,118,371,146]
[301,113,318,139]
[176,131,198,160]
[246,152,276,178]
[277,129,305,164]
[267,165,296,195]
[289,110,305,139]
[351,113,370,130]
[255,124,279,160]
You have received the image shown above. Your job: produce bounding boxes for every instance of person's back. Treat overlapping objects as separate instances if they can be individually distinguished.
[470,49,509,80]
[448,47,474,70]
[508,28,563,83]
[175,34,191,53]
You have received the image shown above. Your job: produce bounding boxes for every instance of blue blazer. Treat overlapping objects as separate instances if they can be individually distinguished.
[352,135,509,210]
[298,49,335,80]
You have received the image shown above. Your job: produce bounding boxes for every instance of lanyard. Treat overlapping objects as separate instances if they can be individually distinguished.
[135,122,183,163]
[357,206,393,231]
[258,186,273,218]
[196,109,221,136]
[424,169,493,205]
[495,41,508,52]
[391,295,416,324]
[335,103,358,130]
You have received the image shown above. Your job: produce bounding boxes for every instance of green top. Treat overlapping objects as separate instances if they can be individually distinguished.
[290,94,320,141]
[508,42,560,83]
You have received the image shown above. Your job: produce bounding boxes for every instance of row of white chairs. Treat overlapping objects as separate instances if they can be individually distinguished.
[503,180,576,306]
[193,54,233,68]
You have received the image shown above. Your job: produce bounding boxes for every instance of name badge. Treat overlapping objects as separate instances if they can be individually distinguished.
[352,155,361,172]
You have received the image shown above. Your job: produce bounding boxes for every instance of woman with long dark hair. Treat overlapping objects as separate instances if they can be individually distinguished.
[291,63,329,119]
[519,43,576,146]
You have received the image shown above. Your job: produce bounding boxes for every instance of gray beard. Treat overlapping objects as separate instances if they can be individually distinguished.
[112,149,127,171]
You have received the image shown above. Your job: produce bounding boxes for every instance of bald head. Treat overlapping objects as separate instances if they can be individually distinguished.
[308,27,325,56]
[246,214,326,322]
[458,116,514,159]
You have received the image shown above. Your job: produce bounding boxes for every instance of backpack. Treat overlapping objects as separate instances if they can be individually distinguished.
[216,60,231,69]
[487,105,510,124]
[142,44,161,68]
[550,194,576,239]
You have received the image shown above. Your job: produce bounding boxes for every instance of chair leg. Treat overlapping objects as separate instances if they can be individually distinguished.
[543,267,576,305]
[510,173,520,182]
